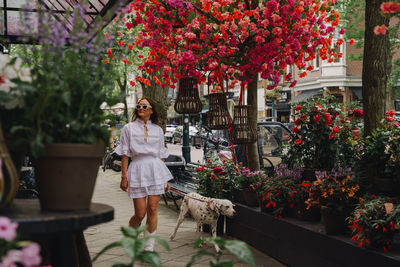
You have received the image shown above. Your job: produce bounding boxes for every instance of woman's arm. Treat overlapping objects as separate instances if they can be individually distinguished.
[120,155,129,192]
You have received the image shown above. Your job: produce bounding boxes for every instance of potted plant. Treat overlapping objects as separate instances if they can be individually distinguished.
[1,2,119,211]
[348,195,400,252]
[196,158,239,235]
[360,111,400,195]
[233,168,268,207]
[306,169,360,235]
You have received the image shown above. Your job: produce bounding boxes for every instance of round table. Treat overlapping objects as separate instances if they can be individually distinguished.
[0,199,114,267]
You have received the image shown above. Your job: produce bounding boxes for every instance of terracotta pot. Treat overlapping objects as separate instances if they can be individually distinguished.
[320,205,346,235]
[35,143,104,211]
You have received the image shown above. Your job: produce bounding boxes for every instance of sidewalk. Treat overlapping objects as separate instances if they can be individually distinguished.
[85,168,285,267]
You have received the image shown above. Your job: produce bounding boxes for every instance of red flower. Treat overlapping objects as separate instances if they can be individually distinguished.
[128,43,134,50]
[0,73,5,84]
[374,25,388,35]
[381,2,400,14]
[296,105,303,111]
[387,117,394,122]
[294,139,303,146]
[332,126,340,133]
[325,113,332,121]
[314,114,321,123]
[292,127,299,133]
[129,81,136,87]
[386,110,396,116]
[126,21,134,30]
[352,109,363,118]
[294,119,301,126]
[349,39,355,46]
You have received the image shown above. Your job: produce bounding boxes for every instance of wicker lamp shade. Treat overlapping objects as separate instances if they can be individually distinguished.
[174,77,203,114]
[206,93,231,130]
[231,105,257,144]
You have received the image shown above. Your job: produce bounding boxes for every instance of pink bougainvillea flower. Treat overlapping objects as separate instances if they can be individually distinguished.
[1,249,21,267]
[339,28,345,34]
[374,24,388,35]
[0,217,18,241]
[380,2,400,14]
[20,243,42,266]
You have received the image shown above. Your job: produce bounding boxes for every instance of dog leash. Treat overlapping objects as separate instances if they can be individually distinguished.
[168,188,212,205]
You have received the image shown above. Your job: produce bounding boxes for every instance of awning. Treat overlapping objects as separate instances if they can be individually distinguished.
[290,89,323,103]
[274,103,291,110]
[350,87,362,100]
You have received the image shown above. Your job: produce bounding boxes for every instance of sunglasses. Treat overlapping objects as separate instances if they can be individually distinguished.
[136,104,152,110]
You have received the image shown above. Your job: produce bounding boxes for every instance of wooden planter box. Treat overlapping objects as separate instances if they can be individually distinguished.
[226,204,400,267]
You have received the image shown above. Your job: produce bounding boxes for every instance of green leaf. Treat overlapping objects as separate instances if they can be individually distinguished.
[61,91,71,106]
[186,250,216,267]
[92,241,121,262]
[151,236,170,251]
[121,226,138,238]
[121,237,136,259]
[211,261,234,267]
[139,251,162,267]
[187,12,196,24]
[224,240,256,267]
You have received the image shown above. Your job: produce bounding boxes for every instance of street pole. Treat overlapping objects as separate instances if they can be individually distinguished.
[182,114,191,163]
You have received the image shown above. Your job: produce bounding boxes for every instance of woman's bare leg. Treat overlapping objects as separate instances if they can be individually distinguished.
[146,195,161,233]
[129,197,146,227]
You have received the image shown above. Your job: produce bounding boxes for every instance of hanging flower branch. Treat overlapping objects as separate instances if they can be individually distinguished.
[120,0,342,89]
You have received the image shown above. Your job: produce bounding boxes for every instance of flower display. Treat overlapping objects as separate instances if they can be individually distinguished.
[0,216,42,266]
[348,196,400,252]
[196,158,240,200]
[119,0,341,89]
[283,96,363,171]
[235,168,268,190]
[305,169,359,212]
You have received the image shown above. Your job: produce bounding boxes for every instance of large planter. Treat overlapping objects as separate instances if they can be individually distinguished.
[320,205,346,235]
[295,201,321,222]
[35,143,104,211]
[373,177,400,195]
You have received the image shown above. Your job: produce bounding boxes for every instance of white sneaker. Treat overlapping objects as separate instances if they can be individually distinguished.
[144,230,156,251]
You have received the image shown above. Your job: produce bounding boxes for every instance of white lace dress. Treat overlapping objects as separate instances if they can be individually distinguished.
[115,119,173,198]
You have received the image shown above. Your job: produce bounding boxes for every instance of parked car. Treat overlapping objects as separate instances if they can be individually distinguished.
[165,124,177,143]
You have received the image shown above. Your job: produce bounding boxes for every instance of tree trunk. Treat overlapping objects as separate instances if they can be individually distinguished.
[246,75,260,171]
[142,80,170,131]
[362,0,390,137]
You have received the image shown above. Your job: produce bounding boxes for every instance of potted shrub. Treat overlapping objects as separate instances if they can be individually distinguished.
[306,169,360,235]
[1,3,119,211]
[360,111,400,195]
[283,97,363,179]
[348,195,400,252]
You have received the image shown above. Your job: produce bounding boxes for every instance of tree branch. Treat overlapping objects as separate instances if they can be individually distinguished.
[192,4,220,24]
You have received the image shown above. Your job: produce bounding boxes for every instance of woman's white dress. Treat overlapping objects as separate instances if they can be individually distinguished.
[115,119,173,198]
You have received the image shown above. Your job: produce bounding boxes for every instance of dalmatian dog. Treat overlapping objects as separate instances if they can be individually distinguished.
[170,192,236,252]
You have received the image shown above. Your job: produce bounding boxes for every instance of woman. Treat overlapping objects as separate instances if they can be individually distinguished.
[116,97,172,251]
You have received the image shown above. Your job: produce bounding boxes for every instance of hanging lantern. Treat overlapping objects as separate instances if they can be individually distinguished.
[0,124,19,209]
[174,77,203,114]
[231,105,257,144]
[206,93,231,130]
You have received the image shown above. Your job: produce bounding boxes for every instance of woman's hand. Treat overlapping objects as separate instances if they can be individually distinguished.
[120,175,128,192]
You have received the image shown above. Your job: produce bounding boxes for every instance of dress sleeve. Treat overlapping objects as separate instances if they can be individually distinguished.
[159,127,169,159]
[115,125,132,157]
